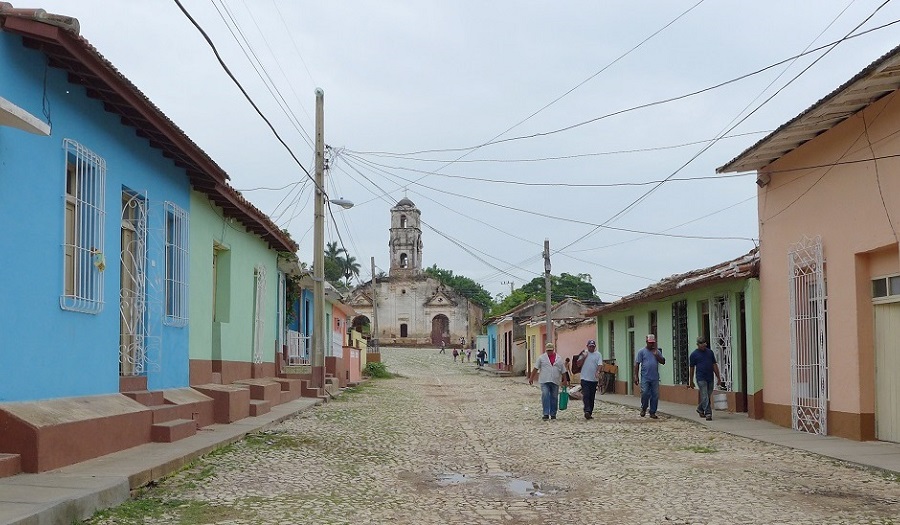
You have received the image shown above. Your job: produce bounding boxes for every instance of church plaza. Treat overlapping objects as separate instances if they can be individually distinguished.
[87,347,900,524]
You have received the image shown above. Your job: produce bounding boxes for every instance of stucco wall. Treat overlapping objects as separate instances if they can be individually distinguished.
[0,33,190,400]
[188,191,278,366]
[757,93,900,421]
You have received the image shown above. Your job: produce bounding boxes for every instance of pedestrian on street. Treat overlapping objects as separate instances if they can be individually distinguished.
[575,339,603,420]
[633,334,665,419]
[528,342,568,421]
[439,340,446,354]
[688,336,722,421]
[452,348,459,362]
[477,348,487,367]
[466,348,472,362]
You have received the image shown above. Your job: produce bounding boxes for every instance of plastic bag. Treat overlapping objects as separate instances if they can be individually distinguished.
[558,386,569,410]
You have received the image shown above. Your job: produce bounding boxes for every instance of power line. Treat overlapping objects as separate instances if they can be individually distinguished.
[350,18,900,157]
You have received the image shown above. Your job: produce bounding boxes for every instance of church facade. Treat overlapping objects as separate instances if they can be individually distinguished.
[349,198,483,347]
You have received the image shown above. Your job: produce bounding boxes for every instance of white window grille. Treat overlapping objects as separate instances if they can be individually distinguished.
[164,202,189,326]
[712,294,733,390]
[61,139,106,313]
[253,265,267,364]
[286,329,310,364]
[789,236,828,435]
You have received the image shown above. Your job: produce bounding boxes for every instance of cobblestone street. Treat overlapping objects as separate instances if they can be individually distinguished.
[89,348,900,524]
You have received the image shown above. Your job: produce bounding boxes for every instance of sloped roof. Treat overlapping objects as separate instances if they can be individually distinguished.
[0,4,297,252]
[718,43,900,173]
[586,249,759,316]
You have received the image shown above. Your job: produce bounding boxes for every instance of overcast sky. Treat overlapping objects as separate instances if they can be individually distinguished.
[30,1,900,301]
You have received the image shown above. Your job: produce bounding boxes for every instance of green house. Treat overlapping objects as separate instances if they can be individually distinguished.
[588,249,762,416]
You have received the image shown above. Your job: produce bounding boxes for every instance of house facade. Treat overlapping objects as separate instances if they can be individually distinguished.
[588,251,761,414]
[718,44,900,442]
[0,6,305,474]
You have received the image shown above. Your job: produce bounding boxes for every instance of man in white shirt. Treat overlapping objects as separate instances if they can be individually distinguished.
[528,343,568,420]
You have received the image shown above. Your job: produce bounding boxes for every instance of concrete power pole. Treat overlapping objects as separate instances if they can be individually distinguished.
[370,256,378,354]
[312,88,326,389]
[543,239,552,348]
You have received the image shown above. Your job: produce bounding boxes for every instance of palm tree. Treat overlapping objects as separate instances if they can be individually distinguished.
[325,241,344,262]
[340,254,361,286]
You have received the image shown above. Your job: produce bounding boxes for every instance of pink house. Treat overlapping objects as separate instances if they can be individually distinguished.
[718,44,900,442]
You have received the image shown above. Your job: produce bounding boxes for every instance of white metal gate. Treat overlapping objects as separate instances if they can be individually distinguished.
[712,294,733,391]
[120,192,148,376]
[253,265,267,364]
[789,236,828,435]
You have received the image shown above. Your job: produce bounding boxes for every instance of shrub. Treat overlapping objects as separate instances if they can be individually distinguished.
[363,362,391,378]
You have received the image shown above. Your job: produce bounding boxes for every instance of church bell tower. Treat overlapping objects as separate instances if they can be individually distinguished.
[388,198,423,277]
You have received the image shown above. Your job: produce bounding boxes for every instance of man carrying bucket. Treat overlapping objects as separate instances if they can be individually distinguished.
[688,337,722,421]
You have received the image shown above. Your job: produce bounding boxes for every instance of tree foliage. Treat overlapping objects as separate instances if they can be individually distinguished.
[424,265,493,309]
[488,273,598,317]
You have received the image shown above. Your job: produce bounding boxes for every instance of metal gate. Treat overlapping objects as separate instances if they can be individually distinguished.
[789,236,828,435]
[120,192,147,376]
[671,300,689,384]
[712,294,733,390]
[253,265,267,364]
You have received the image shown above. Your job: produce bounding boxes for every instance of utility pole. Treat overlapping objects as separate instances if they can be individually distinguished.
[312,88,326,390]
[501,280,514,296]
[543,239,552,349]
[370,256,378,354]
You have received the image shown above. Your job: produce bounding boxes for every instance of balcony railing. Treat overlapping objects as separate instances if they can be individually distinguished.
[286,329,310,365]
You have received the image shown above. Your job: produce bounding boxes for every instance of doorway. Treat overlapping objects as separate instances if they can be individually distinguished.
[875,302,900,442]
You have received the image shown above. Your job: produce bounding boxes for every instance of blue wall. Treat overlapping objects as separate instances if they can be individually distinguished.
[486,324,498,363]
[0,33,191,401]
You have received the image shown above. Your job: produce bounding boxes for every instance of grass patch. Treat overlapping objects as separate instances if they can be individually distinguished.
[88,497,254,525]
[682,445,718,454]
[244,430,318,450]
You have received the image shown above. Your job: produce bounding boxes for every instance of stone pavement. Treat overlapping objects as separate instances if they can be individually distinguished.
[3,349,900,524]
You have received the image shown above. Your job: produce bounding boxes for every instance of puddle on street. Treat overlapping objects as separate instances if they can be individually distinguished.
[434,472,557,497]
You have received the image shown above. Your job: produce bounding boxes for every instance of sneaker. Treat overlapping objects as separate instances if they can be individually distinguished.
[706,415,713,421]
[550,415,557,420]
[584,413,593,420]
[649,413,659,419]
[696,408,705,417]
[639,409,646,417]
[542,415,549,421]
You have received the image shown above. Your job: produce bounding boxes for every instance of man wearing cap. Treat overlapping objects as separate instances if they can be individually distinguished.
[633,334,665,419]
[574,339,603,419]
[528,342,568,420]
[688,337,722,421]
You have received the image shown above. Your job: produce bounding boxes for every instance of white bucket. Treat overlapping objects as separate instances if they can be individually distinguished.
[712,391,728,411]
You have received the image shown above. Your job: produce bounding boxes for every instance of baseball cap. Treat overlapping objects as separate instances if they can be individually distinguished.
[545,342,555,350]
[587,339,596,346]
[646,334,656,343]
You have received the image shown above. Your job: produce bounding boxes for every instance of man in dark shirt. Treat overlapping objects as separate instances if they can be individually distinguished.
[688,337,722,421]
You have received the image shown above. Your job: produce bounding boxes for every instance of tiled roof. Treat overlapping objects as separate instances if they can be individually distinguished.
[717,43,900,174]
[0,3,297,252]
[586,249,759,316]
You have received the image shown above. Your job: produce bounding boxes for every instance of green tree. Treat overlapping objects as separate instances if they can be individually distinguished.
[424,265,493,309]
[340,254,361,285]
[520,272,598,302]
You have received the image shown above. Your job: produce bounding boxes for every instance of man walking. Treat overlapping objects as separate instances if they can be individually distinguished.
[688,337,722,421]
[633,334,665,419]
[574,339,603,420]
[439,340,446,354]
[528,343,568,421]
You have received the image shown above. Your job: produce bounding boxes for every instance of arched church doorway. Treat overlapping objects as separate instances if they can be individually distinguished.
[431,314,450,346]
[351,315,370,338]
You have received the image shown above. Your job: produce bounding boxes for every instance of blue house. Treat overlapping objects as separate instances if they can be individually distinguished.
[0,6,298,474]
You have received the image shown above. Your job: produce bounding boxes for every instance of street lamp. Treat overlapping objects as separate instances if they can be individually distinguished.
[311,87,355,391]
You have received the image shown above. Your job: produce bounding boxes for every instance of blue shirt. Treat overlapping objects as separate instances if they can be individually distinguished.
[635,346,664,382]
[689,347,717,382]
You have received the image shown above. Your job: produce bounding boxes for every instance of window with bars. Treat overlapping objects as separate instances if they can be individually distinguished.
[648,310,658,341]
[607,320,615,360]
[61,139,106,313]
[164,202,189,326]
[672,300,689,384]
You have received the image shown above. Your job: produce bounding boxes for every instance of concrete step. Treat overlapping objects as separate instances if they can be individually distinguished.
[192,384,251,424]
[123,390,164,406]
[0,453,21,478]
[249,399,271,417]
[232,379,281,405]
[150,418,197,443]
[148,403,185,424]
